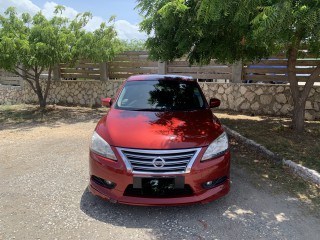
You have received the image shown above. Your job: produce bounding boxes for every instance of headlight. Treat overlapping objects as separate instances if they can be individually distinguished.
[90,131,117,160]
[201,131,229,161]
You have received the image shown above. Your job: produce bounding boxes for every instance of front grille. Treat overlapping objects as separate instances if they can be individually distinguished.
[117,148,201,174]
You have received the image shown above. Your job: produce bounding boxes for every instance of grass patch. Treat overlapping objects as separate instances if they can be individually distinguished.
[0,104,40,123]
[215,110,320,173]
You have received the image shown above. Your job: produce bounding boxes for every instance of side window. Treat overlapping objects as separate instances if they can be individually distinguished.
[117,87,127,107]
[194,88,204,107]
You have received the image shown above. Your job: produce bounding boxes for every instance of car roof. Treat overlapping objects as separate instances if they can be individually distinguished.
[127,74,195,82]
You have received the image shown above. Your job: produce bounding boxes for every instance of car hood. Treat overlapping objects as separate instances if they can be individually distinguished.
[96,109,224,149]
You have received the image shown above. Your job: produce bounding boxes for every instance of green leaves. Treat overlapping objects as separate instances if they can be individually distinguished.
[0,6,122,71]
[136,0,320,63]
[0,6,122,107]
[136,0,320,132]
[54,5,66,15]
[158,0,189,15]
[120,39,146,51]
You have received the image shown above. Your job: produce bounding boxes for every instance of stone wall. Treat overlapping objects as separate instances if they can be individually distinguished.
[0,85,24,105]
[1,80,320,120]
[21,80,124,107]
[199,82,320,120]
[1,80,124,107]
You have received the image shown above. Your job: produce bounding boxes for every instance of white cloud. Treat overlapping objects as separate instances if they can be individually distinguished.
[42,1,78,19]
[0,0,40,15]
[115,20,147,40]
[84,16,105,32]
[0,0,147,40]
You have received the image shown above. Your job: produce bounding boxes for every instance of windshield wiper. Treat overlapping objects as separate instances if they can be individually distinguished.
[131,108,164,112]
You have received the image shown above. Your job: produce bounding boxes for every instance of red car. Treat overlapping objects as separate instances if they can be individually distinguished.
[89,74,230,206]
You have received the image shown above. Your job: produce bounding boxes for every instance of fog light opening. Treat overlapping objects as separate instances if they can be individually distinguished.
[202,176,227,189]
[205,181,213,186]
[104,180,113,185]
[92,175,116,189]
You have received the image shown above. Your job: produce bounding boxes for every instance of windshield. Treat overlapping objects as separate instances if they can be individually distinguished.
[115,80,206,111]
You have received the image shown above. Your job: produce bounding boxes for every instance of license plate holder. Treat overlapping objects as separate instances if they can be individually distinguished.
[133,176,184,189]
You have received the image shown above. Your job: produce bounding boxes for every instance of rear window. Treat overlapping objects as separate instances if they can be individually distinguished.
[115,80,206,111]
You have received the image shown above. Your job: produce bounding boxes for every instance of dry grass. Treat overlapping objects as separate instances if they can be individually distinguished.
[215,110,320,173]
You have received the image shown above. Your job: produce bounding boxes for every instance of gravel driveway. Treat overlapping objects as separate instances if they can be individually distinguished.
[1,119,320,240]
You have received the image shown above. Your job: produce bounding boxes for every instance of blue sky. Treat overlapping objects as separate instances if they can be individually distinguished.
[0,0,147,40]
[31,0,142,24]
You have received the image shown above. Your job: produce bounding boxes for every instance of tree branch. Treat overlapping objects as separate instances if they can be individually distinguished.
[25,78,37,93]
[14,69,37,92]
[15,65,35,79]
[37,66,45,78]
[13,69,33,82]
[301,64,320,102]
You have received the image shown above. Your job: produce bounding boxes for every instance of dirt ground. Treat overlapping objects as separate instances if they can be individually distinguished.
[1,112,320,240]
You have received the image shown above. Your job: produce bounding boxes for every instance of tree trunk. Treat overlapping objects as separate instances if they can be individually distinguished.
[16,66,52,109]
[43,67,52,107]
[287,47,319,133]
[38,97,46,108]
[292,100,305,132]
[36,90,46,108]
[287,47,305,133]
[34,76,46,109]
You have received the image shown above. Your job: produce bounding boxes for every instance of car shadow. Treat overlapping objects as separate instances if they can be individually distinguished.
[79,153,320,240]
[79,186,231,239]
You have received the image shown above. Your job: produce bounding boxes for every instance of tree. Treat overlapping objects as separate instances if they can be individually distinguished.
[120,39,146,51]
[0,6,122,108]
[136,0,320,133]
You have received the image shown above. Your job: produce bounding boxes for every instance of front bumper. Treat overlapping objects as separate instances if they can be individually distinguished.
[89,149,230,206]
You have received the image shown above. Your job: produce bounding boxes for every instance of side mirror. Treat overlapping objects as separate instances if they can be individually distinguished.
[101,97,113,107]
[209,98,221,108]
